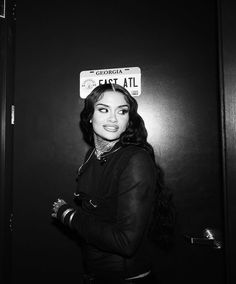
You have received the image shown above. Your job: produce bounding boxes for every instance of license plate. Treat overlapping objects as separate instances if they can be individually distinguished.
[80,66,141,98]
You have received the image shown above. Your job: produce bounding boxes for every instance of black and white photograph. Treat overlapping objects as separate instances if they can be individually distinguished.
[0,1,236,283]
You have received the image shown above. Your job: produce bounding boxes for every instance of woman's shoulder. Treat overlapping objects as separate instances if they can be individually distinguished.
[118,145,157,181]
[119,145,155,166]
[121,144,151,155]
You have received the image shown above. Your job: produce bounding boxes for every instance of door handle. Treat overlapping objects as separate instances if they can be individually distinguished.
[185,228,222,249]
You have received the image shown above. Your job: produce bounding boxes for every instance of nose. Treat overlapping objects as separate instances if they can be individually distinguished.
[108,111,118,123]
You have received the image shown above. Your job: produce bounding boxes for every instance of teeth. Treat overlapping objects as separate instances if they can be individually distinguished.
[104,126,118,132]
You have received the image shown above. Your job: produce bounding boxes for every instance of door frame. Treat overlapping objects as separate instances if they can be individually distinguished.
[0,0,15,283]
[218,0,236,283]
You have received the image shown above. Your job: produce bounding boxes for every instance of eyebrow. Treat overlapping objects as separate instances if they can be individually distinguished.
[95,103,129,108]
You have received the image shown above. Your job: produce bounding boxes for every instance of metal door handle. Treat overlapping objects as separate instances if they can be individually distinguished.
[185,228,222,249]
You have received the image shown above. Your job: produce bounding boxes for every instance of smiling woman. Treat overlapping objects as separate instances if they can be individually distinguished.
[51,83,175,284]
[91,90,130,150]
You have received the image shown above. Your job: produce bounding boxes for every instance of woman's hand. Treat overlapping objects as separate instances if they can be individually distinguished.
[51,198,67,218]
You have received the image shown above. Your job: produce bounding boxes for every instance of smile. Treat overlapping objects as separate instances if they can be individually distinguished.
[103,125,119,132]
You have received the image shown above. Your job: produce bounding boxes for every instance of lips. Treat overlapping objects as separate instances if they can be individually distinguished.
[103,125,119,132]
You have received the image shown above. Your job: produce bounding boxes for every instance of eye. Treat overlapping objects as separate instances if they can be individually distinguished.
[118,109,129,115]
[98,108,108,113]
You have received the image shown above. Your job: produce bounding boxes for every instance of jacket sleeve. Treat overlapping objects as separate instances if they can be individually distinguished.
[71,150,157,257]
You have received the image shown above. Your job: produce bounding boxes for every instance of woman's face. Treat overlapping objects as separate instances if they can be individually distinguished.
[91,90,130,141]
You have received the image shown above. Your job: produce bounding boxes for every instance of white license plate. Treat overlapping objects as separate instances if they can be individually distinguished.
[80,66,141,99]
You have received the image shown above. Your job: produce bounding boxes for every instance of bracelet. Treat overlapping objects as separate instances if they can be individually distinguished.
[61,208,74,224]
[68,211,76,229]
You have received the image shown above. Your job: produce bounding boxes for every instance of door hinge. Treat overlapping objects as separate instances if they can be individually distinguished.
[11,105,15,125]
[9,213,13,232]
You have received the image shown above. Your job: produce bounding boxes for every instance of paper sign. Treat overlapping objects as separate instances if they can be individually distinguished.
[80,67,141,98]
[0,0,5,18]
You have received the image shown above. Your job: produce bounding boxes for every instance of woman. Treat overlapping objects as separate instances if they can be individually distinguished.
[52,83,174,283]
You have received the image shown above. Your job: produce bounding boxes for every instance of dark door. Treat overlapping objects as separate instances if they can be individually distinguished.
[12,1,227,284]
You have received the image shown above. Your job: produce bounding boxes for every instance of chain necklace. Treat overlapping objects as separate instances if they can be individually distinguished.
[95,146,122,160]
[77,148,95,176]
[77,146,122,176]
[94,135,118,159]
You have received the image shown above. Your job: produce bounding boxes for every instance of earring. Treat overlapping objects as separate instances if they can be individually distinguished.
[89,119,92,123]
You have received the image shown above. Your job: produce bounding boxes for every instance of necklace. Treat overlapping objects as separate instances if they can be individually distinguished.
[77,146,122,176]
[77,148,95,176]
[95,146,122,160]
[94,135,119,159]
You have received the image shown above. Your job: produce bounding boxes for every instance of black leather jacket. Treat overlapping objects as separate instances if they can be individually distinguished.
[70,144,158,278]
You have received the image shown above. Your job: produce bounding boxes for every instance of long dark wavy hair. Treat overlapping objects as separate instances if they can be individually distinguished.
[80,83,176,249]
